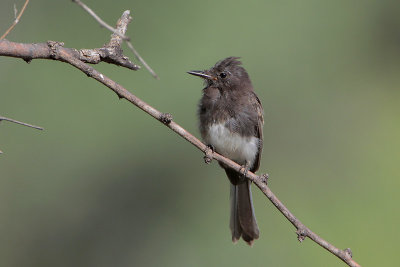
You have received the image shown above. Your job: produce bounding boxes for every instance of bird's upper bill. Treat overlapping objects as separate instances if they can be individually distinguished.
[187,70,217,80]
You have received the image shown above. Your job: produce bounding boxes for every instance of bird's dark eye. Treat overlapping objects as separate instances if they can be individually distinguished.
[219,72,227,78]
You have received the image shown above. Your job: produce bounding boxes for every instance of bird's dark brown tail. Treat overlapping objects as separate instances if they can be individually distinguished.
[229,180,259,245]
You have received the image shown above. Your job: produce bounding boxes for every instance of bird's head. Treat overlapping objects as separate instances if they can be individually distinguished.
[188,57,251,90]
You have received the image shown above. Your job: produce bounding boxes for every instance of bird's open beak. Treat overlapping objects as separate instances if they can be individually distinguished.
[187,70,216,80]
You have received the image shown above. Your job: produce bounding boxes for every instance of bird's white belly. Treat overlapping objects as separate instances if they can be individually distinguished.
[205,123,259,165]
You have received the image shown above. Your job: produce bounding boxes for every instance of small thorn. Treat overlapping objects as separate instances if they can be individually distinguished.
[114,91,123,99]
[23,57,32,64]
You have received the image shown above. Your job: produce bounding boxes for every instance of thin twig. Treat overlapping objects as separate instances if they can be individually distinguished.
[71,0,159,79]
[0,115,43,154]
[0,10,361,267]
[72,0,127,39]
[0,0,30,40]
[0,116,43,130]
[125,41,158,79]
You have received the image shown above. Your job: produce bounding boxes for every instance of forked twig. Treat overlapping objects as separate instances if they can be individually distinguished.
[71,0,158,79]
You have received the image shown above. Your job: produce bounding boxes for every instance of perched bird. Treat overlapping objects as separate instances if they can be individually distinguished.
[188,57,264,245]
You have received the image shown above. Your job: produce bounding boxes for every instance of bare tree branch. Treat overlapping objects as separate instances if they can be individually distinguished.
[0,11,139,70]
[71,0,159,79]
[0,0,30,40]
[0,9,361,267]
[0,38,139,70]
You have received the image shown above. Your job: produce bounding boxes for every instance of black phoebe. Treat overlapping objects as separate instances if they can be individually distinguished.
[188,57,263,245]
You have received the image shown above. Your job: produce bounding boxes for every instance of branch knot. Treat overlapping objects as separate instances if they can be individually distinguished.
[47,41,64,59]
[344,248,353,258]
[260,173,269,185]
[160,113,172,124]
[296,227,308,242]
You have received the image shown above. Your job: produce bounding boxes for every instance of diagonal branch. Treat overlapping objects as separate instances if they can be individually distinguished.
[0,0,30,40]
[71,0,159,79]
[72,0,121,38]
[0,38,361,267]
[61,47,362,267]
[0,11,361,267]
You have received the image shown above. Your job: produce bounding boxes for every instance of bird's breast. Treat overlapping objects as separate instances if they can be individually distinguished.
[204,123,259,166]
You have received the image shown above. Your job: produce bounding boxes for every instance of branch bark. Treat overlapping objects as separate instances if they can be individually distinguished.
[0,10,361,267]
[0,11,138,70]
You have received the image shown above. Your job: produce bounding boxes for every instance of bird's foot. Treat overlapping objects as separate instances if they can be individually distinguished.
[204,144,215,164]
[239,161,251,181]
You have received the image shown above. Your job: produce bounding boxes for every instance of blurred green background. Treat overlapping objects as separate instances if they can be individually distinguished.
[1,0,399,266]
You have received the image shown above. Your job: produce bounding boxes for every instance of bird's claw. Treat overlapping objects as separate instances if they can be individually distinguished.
[204,144,214,164]
[239,162,251,181]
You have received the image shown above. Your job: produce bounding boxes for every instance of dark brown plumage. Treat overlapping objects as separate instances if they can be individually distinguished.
[188,57,264,245]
